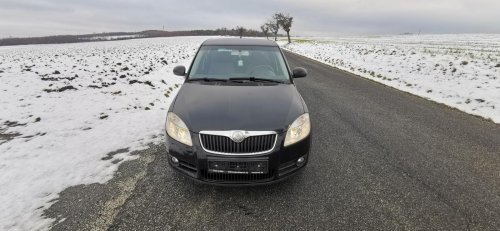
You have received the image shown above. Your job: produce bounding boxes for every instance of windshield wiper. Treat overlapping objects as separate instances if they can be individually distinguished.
[187,77,228,82]
[229,77,284,84]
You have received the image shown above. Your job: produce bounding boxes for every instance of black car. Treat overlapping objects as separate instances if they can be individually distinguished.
[165,38,311,185]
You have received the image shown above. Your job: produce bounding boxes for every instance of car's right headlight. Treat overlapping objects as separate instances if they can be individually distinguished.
[284,113,310,147]
[166,112,192,146]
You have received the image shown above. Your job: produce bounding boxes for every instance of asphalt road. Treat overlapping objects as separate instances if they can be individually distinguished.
[46,51,500,230]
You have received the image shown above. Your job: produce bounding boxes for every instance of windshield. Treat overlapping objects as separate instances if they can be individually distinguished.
[188,45,290,81]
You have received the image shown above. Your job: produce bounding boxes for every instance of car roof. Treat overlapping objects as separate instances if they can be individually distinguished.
[201,38,278,47]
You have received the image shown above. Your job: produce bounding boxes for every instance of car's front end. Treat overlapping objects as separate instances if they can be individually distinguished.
[165,125,311,185]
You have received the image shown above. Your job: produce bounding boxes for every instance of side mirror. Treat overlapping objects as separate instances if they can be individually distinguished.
[173,65,186,76]
[292,67,307,78]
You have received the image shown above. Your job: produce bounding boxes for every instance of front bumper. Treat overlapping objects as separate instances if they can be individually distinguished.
[165,132,311,185]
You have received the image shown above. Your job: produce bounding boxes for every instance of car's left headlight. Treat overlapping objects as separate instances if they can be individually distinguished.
[284,113,310,147]
[166,112,192,146]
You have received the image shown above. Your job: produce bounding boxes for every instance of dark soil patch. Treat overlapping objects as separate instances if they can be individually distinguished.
[4,120,27,127]
[43,85,78,93]
[0,132,21,144]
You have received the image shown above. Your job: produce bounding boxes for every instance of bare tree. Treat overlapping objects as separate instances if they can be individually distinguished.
[275,13,293,43]
[236,26,246,38]
[260,24,270,40]
[267,19,279,41]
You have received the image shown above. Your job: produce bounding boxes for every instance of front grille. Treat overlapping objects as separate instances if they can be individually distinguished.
[203,171,275,182]
[200,133,276,154]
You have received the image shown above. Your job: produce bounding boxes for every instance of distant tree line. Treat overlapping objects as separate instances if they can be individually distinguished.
[0,31,176,46]
[0,28,282,46]
[191,27,276,37]
[0,13,295,47]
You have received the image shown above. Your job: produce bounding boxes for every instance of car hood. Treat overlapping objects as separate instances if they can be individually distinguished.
[171,83,305,133]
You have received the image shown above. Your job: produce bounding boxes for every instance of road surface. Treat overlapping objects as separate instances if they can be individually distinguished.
[45,51,500,230]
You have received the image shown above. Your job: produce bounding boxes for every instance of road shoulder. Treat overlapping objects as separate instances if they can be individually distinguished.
[43,144,161,231]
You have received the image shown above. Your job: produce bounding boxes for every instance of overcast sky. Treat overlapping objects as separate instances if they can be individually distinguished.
[1,0,500,38]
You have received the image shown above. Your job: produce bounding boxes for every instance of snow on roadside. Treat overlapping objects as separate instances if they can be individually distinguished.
[280,34,500,123]
[0,36,208,230]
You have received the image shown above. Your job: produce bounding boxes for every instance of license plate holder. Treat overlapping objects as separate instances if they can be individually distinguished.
[208,160,268,174]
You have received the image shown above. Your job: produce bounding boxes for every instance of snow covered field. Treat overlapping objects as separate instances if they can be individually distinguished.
[281,34,500,123]
[0,36,208,230]
[1,34,499,230]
